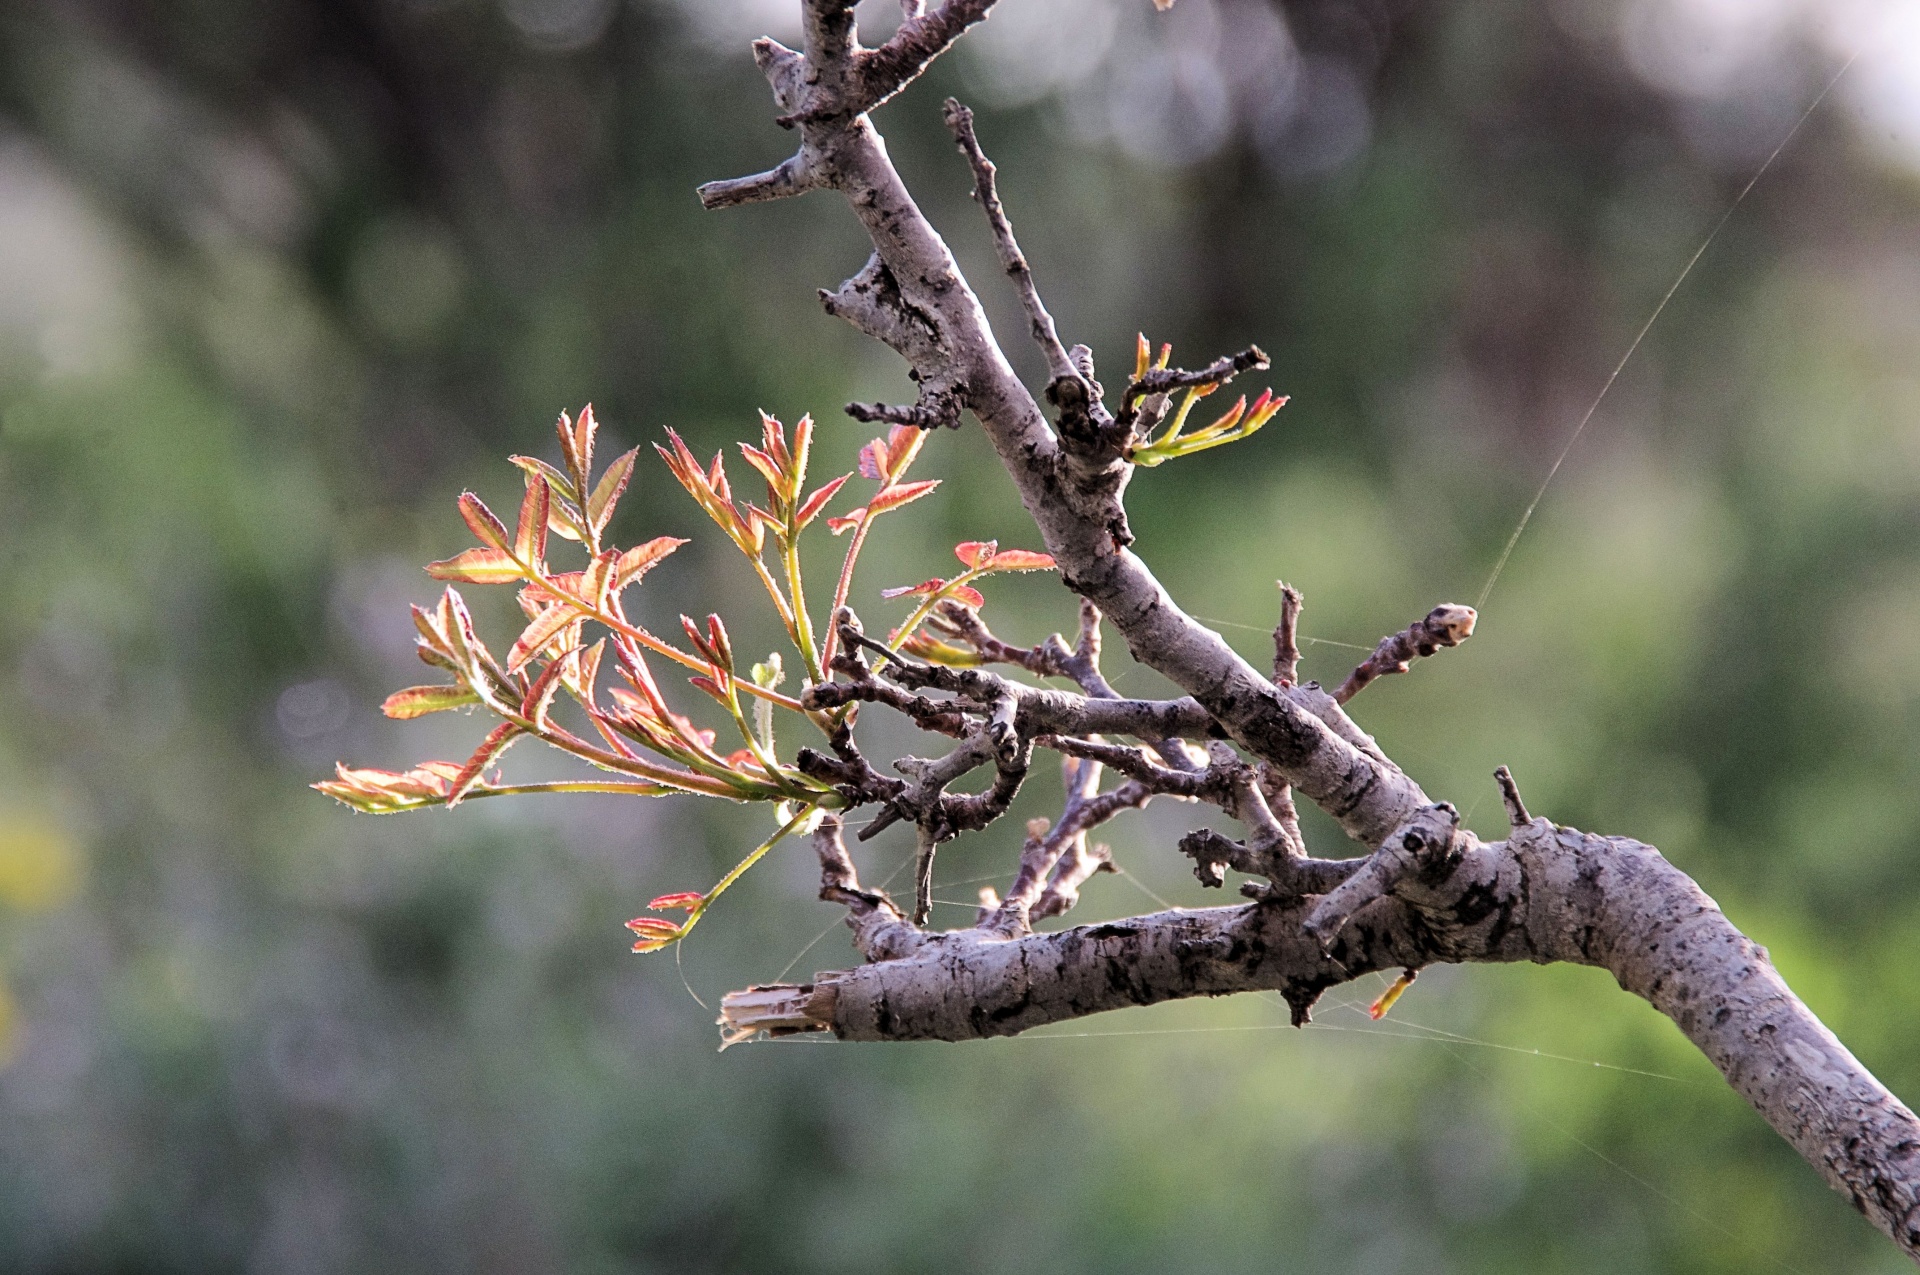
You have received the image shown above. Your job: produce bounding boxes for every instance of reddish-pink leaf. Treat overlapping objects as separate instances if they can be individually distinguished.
[532,572,584,611]
[416,761,464,786]
[514,473,550,566]
[879,579,986,608]
[519,650,576,728]
[707,451,731,505]
[794,473,851,528]
[867,479,939,516]
[566,638,606,705]
[382,684,478,719]
[508,455,580,505]
[737,443,784,493]
[427,547,523,584]
[588,447,638,533]
[954,540,997,569]
[646,892,705,912]
[578,550,619,611]
[411,603,454,657]
[614,536,688,589]
[1204,395,1247,433]
[705,614,733,671]
[880,578,945,600]
[858,439,888,482]
[979,549,1055,572]
[458,492,512,551]
[655,431,707,495]
[680,614,714,662]
[625,916,680,938]
[447,722,522,807]
[789,413,813,482]
[827,510,865,536]
[508,603,579,673]
[571,404,598,488]
[883,425,925,479]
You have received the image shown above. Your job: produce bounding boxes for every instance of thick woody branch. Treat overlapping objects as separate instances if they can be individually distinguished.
[1334,603,1478,704]
[704,6,1920,1250]
[724,812,1920,1256]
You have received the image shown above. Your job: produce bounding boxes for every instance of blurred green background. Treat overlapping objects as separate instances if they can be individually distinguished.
[2,0,1918,1269]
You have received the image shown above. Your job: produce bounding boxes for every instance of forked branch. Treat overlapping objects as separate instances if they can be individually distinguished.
[696,0,1920,1255]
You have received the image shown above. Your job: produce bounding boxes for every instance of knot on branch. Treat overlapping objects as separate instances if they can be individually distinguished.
[1179,828,1273,889]
[1302,802,1463,951]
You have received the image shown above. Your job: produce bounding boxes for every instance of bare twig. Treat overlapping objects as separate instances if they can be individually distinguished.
[1494,765,1531,827]
[1334,603,1477,705]
[696,152,818,209]
[1273,581,1303,686]
[845,394,962,429]
[943,99,1077,385]
[1122,345,1269,411]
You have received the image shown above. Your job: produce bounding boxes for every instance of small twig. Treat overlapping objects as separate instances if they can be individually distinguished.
[696,152,818,209]
[1273,581,1303,686]
[943,98,1077,386]
[1038,734,1214,799]
[911,824,940,925]
[1333,603,1477,705]
[1122,346,1268,412]
[1177,828,1363,895]
[845,391,963,430]
[1035,837,1113,919]
[1494,765,1531,828]
[984,756,1144,934]
[805,678,974,737]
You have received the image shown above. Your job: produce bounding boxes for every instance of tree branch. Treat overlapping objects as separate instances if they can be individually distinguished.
[943,99,1077,385]
[1334,602,1478,704]
[699,3,1920,1252]
[724,810,1920,1253]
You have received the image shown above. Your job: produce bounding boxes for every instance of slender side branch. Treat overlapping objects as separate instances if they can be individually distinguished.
[1122,346,1269,411]
[1334,603,1477,704]
[943,99,1077,384]
[696,152,819,209]
[1273,581,1303,685]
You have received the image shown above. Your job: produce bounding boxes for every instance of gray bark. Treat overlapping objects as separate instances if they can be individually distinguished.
[697,0,1920,1257]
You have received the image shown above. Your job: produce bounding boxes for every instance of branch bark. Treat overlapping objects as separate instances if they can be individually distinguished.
[698,2,1920,1256]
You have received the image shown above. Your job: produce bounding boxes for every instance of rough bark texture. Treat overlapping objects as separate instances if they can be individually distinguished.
[697,0,1920,1258]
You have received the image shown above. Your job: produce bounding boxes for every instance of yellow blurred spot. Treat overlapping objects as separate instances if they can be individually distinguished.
[0,819,82,912]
